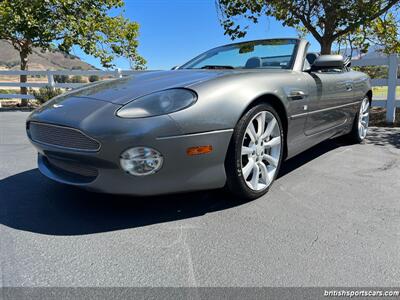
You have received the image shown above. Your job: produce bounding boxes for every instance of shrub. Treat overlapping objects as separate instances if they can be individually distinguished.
[54,74,69,83]
[352,66,388,79]
[0,89,14,94]
[32,86,63,104]
[88,75,100,82]
[69,75,86,83]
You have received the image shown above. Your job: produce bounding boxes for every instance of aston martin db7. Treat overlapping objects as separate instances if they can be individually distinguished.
[26,38,371,199]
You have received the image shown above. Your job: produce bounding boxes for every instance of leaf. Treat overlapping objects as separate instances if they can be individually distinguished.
[216,0,400,54]
[0,0,145,69]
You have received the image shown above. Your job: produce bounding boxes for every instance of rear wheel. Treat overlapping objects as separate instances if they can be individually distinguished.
[225,104,284,200]
[348,96,370,143]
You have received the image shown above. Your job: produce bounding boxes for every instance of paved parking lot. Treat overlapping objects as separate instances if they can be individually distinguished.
[0,112,399,287]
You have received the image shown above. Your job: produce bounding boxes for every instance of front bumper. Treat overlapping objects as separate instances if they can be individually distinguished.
[27,98,233,196]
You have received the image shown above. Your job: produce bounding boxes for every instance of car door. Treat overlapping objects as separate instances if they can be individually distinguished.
[304,68,354,136]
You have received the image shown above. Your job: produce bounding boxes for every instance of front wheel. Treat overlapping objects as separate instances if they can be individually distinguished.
[225,104,284,200]
[348,97,370,143]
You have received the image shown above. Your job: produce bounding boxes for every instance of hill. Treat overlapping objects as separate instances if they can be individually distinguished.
[339,45,389,60]
[0,40,96,70]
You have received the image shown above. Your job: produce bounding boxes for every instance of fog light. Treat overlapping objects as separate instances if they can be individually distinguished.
[120,147,163,176]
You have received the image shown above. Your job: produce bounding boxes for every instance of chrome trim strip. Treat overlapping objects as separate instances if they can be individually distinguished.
[290,100,361,120]
[157,128,233,140]
[28,121,101,152]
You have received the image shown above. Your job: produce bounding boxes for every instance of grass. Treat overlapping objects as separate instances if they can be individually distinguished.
[0,89,16,94]
[372,86,400,98]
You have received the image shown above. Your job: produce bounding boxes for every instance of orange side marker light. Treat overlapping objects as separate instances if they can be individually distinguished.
[186,145,213,156]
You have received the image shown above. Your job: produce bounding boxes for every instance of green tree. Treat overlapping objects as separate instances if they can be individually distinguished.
[352,66,388,79]
[216,0,399,54]
[337,12,400,57]
[0,0,146,105]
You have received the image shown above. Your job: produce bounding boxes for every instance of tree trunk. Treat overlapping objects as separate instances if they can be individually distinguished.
[320,39,333,55]
[19,49,29,107]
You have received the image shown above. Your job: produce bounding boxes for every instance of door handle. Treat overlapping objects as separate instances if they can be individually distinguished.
[288,90,308,100]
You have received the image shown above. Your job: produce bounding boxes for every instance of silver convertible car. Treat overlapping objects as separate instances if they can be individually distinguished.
[26,38,371,199]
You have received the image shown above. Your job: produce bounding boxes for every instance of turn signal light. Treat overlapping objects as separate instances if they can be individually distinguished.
[186,145,213,156]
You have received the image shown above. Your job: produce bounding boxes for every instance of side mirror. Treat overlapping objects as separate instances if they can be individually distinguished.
[311,55,344,71]
[171,66,179,70]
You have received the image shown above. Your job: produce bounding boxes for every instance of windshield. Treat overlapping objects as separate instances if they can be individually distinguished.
[180,39,298,70]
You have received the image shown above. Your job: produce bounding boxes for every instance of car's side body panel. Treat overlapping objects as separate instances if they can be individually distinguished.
[350,71,372,101]
[170,70,301,131]
[304,71,351,135]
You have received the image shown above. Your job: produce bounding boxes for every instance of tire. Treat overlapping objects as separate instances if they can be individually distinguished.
[225,103,284,200]
[347,96,370,143]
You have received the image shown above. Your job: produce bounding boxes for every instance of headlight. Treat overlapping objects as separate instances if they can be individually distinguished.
[120,147,163,176]
[116,88,197,118]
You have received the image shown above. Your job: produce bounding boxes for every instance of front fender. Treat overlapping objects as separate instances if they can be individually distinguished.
[168,71,305,133]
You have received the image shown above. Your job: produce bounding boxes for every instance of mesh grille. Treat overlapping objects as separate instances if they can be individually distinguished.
[46,157,98,178]
[29,122,100,151]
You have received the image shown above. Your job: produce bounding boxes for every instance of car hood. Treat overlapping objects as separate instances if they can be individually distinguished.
[56,70,236,105]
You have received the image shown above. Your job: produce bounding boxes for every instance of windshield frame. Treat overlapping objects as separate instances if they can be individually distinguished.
[179,38,300,71]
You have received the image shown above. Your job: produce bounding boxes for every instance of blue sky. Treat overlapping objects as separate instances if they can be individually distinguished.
[73,0,319,70]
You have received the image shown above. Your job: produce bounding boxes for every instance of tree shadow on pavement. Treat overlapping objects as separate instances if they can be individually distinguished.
[364,127,400,149]
[0,138,349,236]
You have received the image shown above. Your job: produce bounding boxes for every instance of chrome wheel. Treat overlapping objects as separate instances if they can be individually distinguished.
[241,111,282,191]
[358,98,369,140]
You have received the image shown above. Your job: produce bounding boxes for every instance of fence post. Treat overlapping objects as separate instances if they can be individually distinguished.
[47,71,55,88]
[386,54,398,124]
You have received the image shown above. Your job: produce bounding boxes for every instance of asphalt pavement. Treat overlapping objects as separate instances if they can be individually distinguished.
[1,112,399,288]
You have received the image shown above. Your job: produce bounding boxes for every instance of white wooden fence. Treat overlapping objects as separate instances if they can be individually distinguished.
[351,53,399,124]
[0,69,138,100]
[0,54,399,123]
